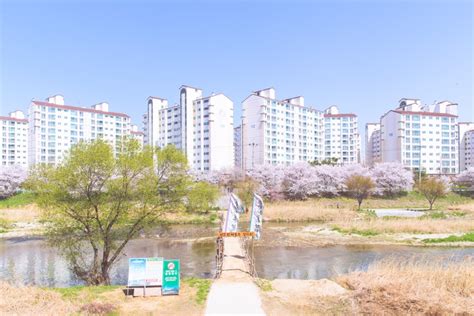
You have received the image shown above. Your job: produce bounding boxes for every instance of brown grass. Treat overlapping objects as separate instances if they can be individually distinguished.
[338,257,474,315]
[265,199,358,222]
[265,194,474,222]
[0,205,41,222]
[0,282,76,315]
[332,218,474,234]
[448,203,474,215]
[0,280,207,316]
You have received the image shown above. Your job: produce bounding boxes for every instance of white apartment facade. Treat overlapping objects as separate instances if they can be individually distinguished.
[130,124,144,147]
[191,93,234,171]
[143,85,234,172]
[28,95,131,165]
[324,105,360,164]
[459,122,474,171]
[0,111,29,167]
[380,98,459,175]
[365,123,381,166]
[241,87,359,170]
[234,125,242,169]
[143,97,182,149]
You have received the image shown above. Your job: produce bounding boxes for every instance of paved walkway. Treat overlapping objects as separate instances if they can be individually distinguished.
[205,235,265,315]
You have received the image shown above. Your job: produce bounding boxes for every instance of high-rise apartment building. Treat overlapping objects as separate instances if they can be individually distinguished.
[380,98,459,175]
[323,105,360,164]
[365,123,381,166]
[143,85,234,172]
[143,97,182,149]
[241,87,359,170]
[28,95,131,165]
[459,122,474,171]
[0,111,29,167]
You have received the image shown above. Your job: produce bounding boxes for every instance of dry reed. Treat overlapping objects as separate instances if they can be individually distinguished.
[332,218,474,234]
[265,199,358,222]
[338,257,474,315]
[0,282,76,315]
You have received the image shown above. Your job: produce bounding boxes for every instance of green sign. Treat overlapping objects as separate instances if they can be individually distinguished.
[162,259,180,295]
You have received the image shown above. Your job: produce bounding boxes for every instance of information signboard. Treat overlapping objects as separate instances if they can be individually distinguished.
[128,257,163,287]
[145,257,163,286]
[128,258,147,286]
[162,259,180,295]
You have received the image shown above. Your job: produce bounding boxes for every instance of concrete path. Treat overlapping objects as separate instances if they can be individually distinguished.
[205,236,265,315]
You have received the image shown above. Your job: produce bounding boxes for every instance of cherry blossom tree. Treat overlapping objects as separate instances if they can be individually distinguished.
[312,165,345,197]
[197,167,245,192]
[455,168,474,187]
[282,162,318,200]
[370,162,414,196]
[248,164,285,201]
[0,165,27,199]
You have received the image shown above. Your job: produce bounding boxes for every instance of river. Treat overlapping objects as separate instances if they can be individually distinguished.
[1,223,473,287]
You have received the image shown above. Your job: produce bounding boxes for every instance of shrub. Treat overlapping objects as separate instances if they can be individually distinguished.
[416,177,448,210]
[80,302,116,315]
[345,174,375,210]
[186,181,220,213]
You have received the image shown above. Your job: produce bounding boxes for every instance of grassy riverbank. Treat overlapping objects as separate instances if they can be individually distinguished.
[0,278,211,315]
[2,192,474,245]
[264,192,474,222]
[260,193,474,245]
[0,192,219,237]
[0,192,36,209]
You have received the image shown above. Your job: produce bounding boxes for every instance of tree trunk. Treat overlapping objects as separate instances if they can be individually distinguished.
[429,200,433,210]
[86,270,110,286]
[358,199,362,210]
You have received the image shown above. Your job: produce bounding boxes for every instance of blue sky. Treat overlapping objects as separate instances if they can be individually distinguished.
[1,0,472,133]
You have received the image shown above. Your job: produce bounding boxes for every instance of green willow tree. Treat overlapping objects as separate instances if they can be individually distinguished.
[27,139,196,285]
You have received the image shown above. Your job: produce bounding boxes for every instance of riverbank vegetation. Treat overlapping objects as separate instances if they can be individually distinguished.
[204,163,473,210]
[0,191,36,209]
[262,192,474,244]
[424,232,474,243]
[0,278,209,315]
[259,257,473,315]
[331,218,474,235]
[264,192,473,221]
[338,257,474,315]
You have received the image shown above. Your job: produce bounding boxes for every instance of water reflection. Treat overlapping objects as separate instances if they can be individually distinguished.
[254,244,474,280]
[1,233,217,287]
[1,223,474,287]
